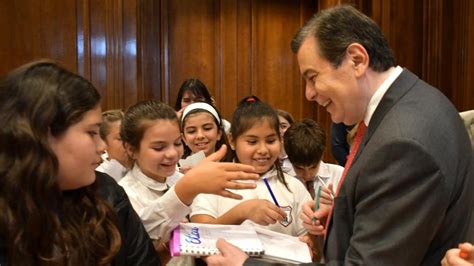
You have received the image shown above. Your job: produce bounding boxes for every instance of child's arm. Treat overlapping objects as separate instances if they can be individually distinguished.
[175,145,259,205]
[191,199,286,225]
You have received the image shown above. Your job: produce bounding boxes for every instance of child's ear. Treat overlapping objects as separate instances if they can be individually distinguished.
[124,142,136,160]
[227,134,235,150]
[217,129,222,141]
[181,133,189,146]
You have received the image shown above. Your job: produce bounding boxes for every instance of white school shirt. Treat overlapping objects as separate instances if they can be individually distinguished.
[312,161,344,196]
[118,164,190,241]
[96,158,128,182]
[190,169,311,237]
[280,156,296,176]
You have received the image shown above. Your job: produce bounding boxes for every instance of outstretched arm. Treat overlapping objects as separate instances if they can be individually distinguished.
[175,145,259,205]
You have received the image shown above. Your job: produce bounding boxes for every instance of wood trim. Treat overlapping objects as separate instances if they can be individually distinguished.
[76,0,91,78]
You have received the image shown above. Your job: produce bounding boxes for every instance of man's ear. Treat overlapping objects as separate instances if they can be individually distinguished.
[346,43,369,77]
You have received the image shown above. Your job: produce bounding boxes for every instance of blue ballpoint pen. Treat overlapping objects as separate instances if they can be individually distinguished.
[263,178,280,207]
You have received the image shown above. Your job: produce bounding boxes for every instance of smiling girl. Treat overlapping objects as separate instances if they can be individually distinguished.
[118,100,258,264]
[191,96,311,237]
[181,102,233,163]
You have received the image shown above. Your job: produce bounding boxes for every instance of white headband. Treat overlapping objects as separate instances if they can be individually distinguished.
[181,102,221,126]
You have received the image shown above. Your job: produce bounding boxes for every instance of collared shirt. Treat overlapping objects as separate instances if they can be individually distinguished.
[96,158,128,182]
[364,66,403,126]
[313,161,344,196]
[119,164,189,241]
[280,156,296,176]
[191,168,311,237]
[292,161,344,197]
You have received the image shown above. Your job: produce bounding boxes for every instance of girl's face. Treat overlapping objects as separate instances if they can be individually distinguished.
[105,120,129,167]
[232,119,281,174]
[49,105,105,190]
[131,119,183,182]
[181,90,205,109]
[278,115,291,139]
[182,112,222,156]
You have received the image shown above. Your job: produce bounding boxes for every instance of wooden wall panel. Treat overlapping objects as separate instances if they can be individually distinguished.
[442,0,472,112]
[250,0,316,120]
[0,0,77,73]
[138,0,162,102]
[1,0,473,165]
[218,0,252,120]
[461,0,474,112]
[84,0,140,110]
[371,0,423,77]
[163,0,219,107]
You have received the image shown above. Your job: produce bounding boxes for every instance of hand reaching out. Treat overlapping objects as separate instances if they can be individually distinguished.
[175,145,259,205]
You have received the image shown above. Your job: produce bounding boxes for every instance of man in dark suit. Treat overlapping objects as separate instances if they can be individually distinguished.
[204,5,473,266]
[292,5,473,265]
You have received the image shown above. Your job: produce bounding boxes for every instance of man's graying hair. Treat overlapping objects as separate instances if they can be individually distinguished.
[291,5,395,72]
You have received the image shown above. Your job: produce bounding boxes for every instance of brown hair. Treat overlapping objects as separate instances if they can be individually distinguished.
[181,106,233,162]
[291,5,395,72]
[284,118,326,167]
[121,100,179,151]
[0,60,121,265]
[99,109,124,141]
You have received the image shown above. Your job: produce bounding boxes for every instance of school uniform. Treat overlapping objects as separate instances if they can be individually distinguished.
[280,155,296,176]
[119,164,193,266]
[190,168,311,237]
[96,158,128,182]
[119,164,188,241]
[285,159,343,197]
[312,161,344,197]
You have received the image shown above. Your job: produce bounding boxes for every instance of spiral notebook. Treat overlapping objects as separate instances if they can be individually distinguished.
[170,223,264,257]
[169,223,312,264]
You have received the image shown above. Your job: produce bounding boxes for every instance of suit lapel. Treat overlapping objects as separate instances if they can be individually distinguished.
[323,69,422,259]
[353,69,419,162]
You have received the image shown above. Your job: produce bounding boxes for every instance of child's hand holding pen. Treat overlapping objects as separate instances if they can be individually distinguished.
[300,199,329,236]
[319,184,334,205]
[317,176,335,203]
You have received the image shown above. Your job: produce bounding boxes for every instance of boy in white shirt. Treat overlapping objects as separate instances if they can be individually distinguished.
[284,118,343,198]
[284,118,343,261]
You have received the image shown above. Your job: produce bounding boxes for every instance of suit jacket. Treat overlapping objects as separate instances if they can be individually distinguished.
[324,69,474,265]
